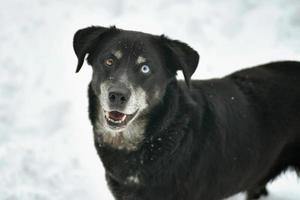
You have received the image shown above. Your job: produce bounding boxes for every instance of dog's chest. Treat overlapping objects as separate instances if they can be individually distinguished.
[96,137,167,186]
[96,143,144,185]
[107,156,143,186]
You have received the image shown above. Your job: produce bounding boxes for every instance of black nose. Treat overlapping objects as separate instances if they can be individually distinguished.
[108,87,130,106]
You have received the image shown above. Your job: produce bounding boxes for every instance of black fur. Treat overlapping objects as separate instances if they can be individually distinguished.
[74,26,300,200]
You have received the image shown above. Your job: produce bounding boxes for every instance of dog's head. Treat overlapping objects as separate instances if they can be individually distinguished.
[73,26,199,150]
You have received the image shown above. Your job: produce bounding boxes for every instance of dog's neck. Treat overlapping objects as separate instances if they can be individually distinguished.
[145,81,183,134]
[138,81,200,158]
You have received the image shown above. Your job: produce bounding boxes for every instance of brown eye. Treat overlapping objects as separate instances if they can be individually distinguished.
[104,58,114,66]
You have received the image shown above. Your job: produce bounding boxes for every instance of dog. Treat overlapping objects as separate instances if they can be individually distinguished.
[73,25,300,200]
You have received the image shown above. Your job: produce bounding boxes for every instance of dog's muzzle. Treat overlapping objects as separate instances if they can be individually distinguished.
[103,83,138,129]
[108,83,131,109]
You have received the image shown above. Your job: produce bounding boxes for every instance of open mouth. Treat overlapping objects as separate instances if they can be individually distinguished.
[104,110,138,129]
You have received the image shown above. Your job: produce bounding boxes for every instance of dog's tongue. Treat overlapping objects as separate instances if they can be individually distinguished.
[109,111,125,121]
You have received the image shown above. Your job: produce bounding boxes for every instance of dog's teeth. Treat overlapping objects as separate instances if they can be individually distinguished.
[107,117,123,124]
[104,111,127,124]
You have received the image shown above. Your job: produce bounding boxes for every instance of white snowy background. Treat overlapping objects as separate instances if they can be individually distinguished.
[0,0,299,199]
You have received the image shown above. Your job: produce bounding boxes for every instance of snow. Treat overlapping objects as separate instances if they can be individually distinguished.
[0,0,299,199]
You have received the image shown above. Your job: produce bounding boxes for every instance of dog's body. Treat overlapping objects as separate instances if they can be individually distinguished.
[73,26,300,200]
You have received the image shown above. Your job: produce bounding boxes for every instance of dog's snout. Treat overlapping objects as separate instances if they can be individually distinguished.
[109,91,128,104]
[108,86,131,107]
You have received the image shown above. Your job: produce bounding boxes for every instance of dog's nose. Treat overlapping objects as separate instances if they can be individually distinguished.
[109,92,128,104]
[108,87,130,106]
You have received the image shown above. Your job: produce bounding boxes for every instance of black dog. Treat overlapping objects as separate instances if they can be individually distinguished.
[73,26,300,200]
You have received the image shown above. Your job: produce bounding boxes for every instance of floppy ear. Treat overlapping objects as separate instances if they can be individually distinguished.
[73,26,112,73]
[161,36,199,87]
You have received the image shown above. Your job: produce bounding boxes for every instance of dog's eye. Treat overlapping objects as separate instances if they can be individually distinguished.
[104,58,114,67]
[140,64,151,74]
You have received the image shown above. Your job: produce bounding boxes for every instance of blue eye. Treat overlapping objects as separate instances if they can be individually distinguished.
[141,65,151,74]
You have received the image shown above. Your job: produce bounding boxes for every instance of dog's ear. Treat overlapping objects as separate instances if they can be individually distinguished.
[161,36,199,87]
[73,26,113,73]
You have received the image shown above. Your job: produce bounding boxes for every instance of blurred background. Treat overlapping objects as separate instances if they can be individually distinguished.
[0,0,299,199]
